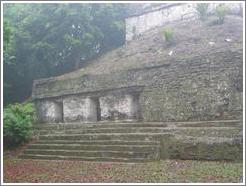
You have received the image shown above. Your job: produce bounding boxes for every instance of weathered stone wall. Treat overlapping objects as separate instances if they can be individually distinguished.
[36,99,63,123]
[33,49,243,123]
[63,96,98,122]
[100,94,140,121]
[32,14,243,124]
[126,4,197,41]
[126,3,242,41]
[139,50,243,121]
[34,86,144,123]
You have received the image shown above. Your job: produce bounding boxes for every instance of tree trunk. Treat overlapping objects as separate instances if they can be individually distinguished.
[74,53,81,70]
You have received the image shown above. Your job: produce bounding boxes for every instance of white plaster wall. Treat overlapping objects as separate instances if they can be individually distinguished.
[208,3,242,15]
[126,4,196,41]
[36,100,63,123]
[84,98,98,122]
[100,94,135,120]
[63,96,97,122]
[126,3,242,41]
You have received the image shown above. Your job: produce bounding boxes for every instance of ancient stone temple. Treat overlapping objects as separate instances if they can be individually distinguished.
[22,3,243,162]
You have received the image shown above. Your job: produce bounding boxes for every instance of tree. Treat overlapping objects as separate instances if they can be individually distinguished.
[3,20,16,105]
[3,3,129,105]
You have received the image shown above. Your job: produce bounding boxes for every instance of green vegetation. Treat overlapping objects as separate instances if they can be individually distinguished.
[163,27,174,43]
[3,4,128,105]
[195,3,209,21]
[3,21,15,102]
[3,21,12,52]
[3,103,36,147]
[215,4,228,24]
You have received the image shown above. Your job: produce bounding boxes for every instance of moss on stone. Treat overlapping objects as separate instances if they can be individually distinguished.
[160,136,242,161]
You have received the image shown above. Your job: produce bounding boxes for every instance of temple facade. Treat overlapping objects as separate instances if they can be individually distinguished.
[24,3,243,162]
[32,3,243,124]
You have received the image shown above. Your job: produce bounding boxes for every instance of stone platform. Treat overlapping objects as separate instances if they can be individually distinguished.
[20,120,243,162]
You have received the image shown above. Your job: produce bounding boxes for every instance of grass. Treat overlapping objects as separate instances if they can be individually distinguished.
[163,27,174,45]
[3,157,243,183]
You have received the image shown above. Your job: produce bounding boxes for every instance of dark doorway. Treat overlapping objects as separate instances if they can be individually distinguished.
[94,98,101,121]
[56,100,64,123]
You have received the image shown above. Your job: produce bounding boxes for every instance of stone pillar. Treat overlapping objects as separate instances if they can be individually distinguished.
[126,94,140,120]
[36,99,63,123]
[63,96,98,123]
[84,97,98,122]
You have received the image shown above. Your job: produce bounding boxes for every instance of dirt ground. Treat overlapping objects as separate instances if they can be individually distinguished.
[3,146,243,183]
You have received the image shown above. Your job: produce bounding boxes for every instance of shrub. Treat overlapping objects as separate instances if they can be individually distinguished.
[195,3,209,21]
[163,27,173,43]
[3,102,36,147]
[215,4,227,24]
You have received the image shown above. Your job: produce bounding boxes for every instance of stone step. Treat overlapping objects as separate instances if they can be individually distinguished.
[161,135,243,161]
[23,149,159,159]
[20,154,157,162]
[33,120,242,130]
[36,126,241,136]
[27,144,160,152]
[34,123,169,131]
[24,120,242,162]
[38,127,173,135]
[175,120,242,128]
[175,127,242,138]
[176,135,243,144]
[35,140,160,145]
[38,126,240,140]
[39,133,173,141]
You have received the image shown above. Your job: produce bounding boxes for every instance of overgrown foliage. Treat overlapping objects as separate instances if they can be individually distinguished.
[3,103,36,147]
[195,3,209,21]
[3,4,129,105]
[163,27,173,42]
[3,21,12,52]
[215,4,227,24]
[163,27,174,46]
[3,21,16,102]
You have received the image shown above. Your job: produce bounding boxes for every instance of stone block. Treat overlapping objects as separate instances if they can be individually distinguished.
[160,136,243,161]
[100,94,140,121]
[36,99,63,123]
[63,96,98,122]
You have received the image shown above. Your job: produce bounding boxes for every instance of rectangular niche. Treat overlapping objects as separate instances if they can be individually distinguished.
[36,99,63,123]
[63,96,98,123]
[99,94,140,121]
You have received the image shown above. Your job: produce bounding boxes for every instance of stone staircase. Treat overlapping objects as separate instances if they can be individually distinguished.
[20,120,243,162]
